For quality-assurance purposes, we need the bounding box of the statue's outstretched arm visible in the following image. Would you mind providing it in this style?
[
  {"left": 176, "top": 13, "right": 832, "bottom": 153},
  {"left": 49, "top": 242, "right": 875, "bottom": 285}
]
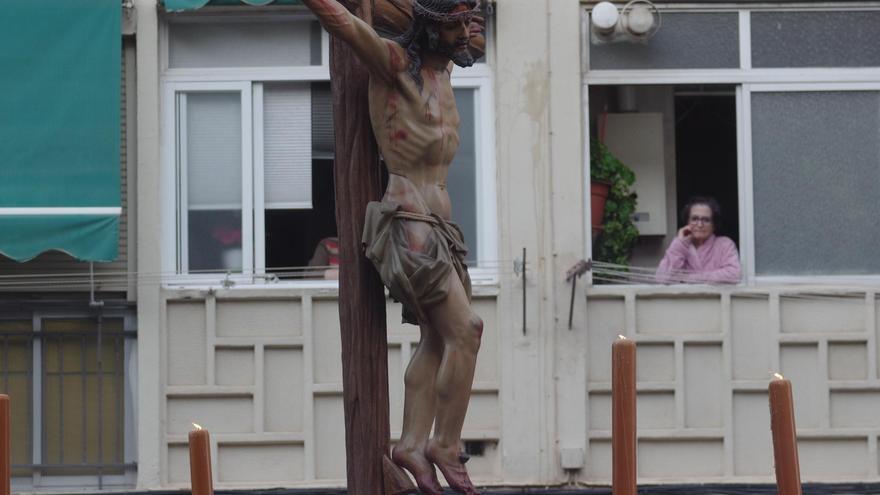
[{"left": 302, "top": 0, "right": 406, "bottom": 82}]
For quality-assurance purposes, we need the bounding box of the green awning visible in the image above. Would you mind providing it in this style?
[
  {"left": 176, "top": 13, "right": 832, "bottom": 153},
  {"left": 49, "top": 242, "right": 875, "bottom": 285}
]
[
  {"left": 0, "top": 0, "right": 121, "bottom": 263},
  {"left": 165, "top": 0, "right": 302, "bottom": 12}
]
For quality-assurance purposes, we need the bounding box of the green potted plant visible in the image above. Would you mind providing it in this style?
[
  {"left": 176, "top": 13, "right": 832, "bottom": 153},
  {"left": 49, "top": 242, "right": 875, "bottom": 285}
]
[{"left": 590, "top": 139, "right": 639, "bottom": 267}]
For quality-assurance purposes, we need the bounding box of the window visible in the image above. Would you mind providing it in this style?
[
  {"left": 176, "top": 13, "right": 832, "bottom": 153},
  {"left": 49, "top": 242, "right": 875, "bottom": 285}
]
[
  {"left": 584, "top": 6, "right": 880, "bottom": 283},
  {"left": 588, "top": 84, "right": 739, "bottom": 275},
  {"left": 163, "top": 14, "right": 495, "bottom": 282},
  {"left": 750, "top": 89, "right": 880, "bottom": 276},
  {"left": 0, "top": 308, "right": 136, "bottom": 490}
]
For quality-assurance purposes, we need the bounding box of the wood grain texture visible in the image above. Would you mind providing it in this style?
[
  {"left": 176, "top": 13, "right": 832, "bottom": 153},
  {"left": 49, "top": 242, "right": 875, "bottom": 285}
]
[{"left": 330, "top": 1, "right": 392, "bottom": 493}]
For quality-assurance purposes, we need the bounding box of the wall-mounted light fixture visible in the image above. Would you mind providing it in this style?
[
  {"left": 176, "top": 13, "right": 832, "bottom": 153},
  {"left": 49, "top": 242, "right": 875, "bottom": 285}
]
[{"left": 590, "top": 0, "right": 661, "bottom": 44}]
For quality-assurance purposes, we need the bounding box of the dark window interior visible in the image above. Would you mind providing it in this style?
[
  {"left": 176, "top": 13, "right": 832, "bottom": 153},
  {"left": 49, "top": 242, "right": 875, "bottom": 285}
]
[
  {"left": 674, "top": 86, "right": 739, "bottom": 244},
  {"left": 265, "top": 82, "right": 390, "bottom": 277},
  {"left": 588, "top": 84, "right": 739, "bottom": 251}
]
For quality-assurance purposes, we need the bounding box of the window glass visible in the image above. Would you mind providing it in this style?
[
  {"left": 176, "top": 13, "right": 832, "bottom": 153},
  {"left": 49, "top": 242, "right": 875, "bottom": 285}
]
[
  {"left": 182, "top": 92, "right": 243, "bottom": 272},
  {"left": 752, "top": 91, "right": 880, "bottom": 275},
  {"left": 448, "top": 88, "right": 478, "bottom": 264},
  {"left": 589, "top": 13, "right": 739, "bottom": 70},
  {"left": 0, "top": 320, "right": 33, "bottom": 477},
  {"left": 41, "top": 318, "right": 126, "bottom": 476},
  {"left": 751, "top": 12, "right": 880, "bottom": 68},
  {"left": 169, "top": 19, "right": 319, "bottom": 68}
]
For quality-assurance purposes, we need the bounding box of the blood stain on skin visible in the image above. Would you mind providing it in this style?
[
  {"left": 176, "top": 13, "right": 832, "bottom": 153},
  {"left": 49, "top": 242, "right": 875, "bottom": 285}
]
[
  {"left": 387, "top": 92, "right": 398, "bottom": 108},
  {"left": 392, "top": 130, "right": 408, "bottom": 141},
  {"left": 388, "top": 45, "right": 402, "bottom": 70}
]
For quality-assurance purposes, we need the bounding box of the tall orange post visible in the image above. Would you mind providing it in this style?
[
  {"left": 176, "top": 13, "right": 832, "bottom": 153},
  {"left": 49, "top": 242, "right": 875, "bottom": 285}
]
[
  {"left": 769, "top": 374, "right": 802, "bottom": 495},
  {"left": 188, "top": 424, "right": 213, "bottom": 495},
  {"left": 1, "top": 394, "right": 10, "bottom": 495},
  {"left": 612, "top": 337, "right": 637, "bottom": 495}
]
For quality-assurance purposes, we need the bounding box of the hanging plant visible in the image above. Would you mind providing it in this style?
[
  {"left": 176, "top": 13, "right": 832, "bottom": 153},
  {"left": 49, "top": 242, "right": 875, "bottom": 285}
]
[{"left": 590, "top": 139, "right": 639, "bottom": 267}]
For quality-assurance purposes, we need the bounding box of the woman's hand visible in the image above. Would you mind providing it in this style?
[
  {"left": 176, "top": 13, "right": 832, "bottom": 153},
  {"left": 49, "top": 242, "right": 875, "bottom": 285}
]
[{"left": 677, "top": 225, "right": 693, "bottom": 241}]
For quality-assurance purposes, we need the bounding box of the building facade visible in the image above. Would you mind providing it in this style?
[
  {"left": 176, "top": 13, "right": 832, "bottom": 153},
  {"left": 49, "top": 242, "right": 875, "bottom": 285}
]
[{"left": 3, "top": 0, "right": 880, "bottom": 491}]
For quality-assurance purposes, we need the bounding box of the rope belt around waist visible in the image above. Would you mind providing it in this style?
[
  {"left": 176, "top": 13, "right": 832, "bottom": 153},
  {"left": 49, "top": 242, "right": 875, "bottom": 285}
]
[{"left": 393, "top": 210, "right": 440, "bottom": 225}]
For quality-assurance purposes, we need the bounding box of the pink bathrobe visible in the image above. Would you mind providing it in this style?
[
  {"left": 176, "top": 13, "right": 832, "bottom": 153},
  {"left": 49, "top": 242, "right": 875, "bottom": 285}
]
[{"left": 655, "top": 235, "right": 742, "bottom": 284}]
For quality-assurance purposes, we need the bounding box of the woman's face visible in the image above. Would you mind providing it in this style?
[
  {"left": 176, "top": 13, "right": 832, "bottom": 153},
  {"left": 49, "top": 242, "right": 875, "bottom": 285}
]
[{"left": 688, "top": 204, "right": 715, "bottom": 243}]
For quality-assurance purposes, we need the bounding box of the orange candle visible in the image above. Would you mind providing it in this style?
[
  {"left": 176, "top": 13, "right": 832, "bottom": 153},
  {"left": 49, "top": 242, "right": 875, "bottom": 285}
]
[
  {"left": 1, "top": 394, "right": 9, "bottom": 495},
  {"left": 612, "top": 336, "right": 636, "bottom": 495},
  {"left": 188, "top": 424, "right": 213, "bottom": 495},
  {"left": 769, "top": 374, "right": 802, "bottom": 495}
]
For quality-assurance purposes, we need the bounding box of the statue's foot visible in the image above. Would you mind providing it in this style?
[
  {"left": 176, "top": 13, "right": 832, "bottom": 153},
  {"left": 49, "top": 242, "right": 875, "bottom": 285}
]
[
  {"left": 392, "top": 446, "right": 443, "bottom": 495},
  {"left": 426, "top": 440, "right": 481, "bottom": 495}
]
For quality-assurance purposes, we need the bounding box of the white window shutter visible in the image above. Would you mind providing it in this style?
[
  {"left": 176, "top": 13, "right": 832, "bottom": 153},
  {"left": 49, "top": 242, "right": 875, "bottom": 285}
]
[{"left": 263, "top": 82, "right": 312, "bottom": 209}]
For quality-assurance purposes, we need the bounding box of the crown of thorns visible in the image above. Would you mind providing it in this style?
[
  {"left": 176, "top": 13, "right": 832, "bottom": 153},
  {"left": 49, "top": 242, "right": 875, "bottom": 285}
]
[{"left": 412, "top": 0, "right": 481, "bottom": 22}]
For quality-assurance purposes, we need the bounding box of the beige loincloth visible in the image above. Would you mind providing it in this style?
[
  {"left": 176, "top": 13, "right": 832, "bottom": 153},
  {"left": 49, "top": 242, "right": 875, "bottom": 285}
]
[{"left": 362, "top": 200, "right": 472, "bottom": 325}]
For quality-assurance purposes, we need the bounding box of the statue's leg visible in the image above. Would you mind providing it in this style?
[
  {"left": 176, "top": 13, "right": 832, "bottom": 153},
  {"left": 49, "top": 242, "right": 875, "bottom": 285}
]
[
  {"left": 424, "top": 275, "right": 483, "bottom": 494},
  {"left": 392, "top": 324, "right": 444, "bottom": 495}
]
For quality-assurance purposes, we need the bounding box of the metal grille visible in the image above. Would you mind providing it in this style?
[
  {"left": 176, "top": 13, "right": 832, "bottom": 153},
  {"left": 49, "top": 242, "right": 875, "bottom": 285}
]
[
  {"left": 0, "top": 309, "right": 137, "bottom": 488},
  {"left": 0, "top": 320, "right": 33, "bottom": 478}
]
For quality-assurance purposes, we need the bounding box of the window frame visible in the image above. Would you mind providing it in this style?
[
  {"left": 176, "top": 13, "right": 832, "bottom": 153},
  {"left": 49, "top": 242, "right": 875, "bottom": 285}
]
[
  {"left": 160, "top": 11, "right": 498, "bottom": 287},
  {"left": 5, "top": 308, "right": 138, "bottom": 491},
  {"left": 164, "top": 81, "right": 255, "bottom": 280},
  {"left": 581, "top": 3, "right": 880, "bottom": 286}
]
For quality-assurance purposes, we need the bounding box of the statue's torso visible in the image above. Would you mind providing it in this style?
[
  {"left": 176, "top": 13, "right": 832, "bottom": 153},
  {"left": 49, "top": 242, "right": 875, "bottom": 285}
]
[{"left": 368, "top": 65, "right": 461, "bottom": 221}]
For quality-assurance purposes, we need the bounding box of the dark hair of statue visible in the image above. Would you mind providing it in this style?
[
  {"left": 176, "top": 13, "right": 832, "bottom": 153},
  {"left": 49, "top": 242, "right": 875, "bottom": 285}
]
[
  {"left": 681, "top": 196, "right": 723, "bottom": 231},
  {"left": 393, "top": 0, "right": 478, "bottom": 90}
]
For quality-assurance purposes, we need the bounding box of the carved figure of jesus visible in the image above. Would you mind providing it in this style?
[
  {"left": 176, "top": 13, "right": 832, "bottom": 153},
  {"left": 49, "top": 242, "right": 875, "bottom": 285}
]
[{"left": 300, "top": 1, "right": 484, "bottom": 494}]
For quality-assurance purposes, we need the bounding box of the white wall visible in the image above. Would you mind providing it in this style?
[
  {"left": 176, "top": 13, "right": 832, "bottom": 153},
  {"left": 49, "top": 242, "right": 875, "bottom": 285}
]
[
  {"left": 583, "top": 285, "right": 880, "bottom": 483},
  {"left": 135, "top": 0, "right": 163, "bottom": 488},
  {"left": 158, "top": 289, "right": 501, "bottom": 488}
]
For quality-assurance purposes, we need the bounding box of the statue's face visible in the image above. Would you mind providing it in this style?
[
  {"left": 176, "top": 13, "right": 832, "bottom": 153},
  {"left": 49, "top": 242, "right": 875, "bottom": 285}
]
[{"left": 429, "top": 6, "right": 475, "bottom": 67}]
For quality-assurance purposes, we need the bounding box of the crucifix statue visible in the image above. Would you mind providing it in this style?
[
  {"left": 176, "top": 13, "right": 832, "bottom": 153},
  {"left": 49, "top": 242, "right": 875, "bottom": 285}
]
[{"left": 301, "top": 0, "right": 486, "bottom": 493}]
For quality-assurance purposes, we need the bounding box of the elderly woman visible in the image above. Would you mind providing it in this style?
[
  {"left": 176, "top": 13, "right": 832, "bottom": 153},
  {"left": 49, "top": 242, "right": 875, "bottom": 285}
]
[{"left": 656, "top": 197, "right": 741, "bottom": 284}]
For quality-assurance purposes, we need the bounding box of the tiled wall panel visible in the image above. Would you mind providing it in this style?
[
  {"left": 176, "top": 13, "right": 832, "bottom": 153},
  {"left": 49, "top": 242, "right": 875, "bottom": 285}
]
[
  {"left": 264, "top": 348, "right": 304, "bottom": 432},
  {"left": 638, "top": 392, "right": 676, "bottom": 429},
  {"left": 167, "top": 302, "right": 207, "bottom": 385},
  {"left": 587, "top": 298, "right": 625, "bottom": 383},
  {"left": 637, "top": 344, "right": 675, "bottom": 382},
  {"left": 218, "top": 444, "right": 305, "bottom": 483},
  {"left": 216, "top": 300, "right": 302, "bottom": 337},
  {"left": 639, "top": 440, "right": 724, "bottom": 478},
  {"left": 828, "top": 342, "right": 868, "bottom": 380},
  {"left": 167, "top": 397, "right": 254, "bottom": 434},
  {"left": 684, "top": 344, "right": 724, "bottom": 428},
  {"left": 216, "top": 347, "right": 254, "bottom": 386},
  {"left": 586, "top": 289, "right": 880, "bottom": 483},
  {"left": 780, "top": 296, "right": 864, "bottom": 334},
  {"left": 780, "top": 344, "right": 822, "bottom": 429},
  {"left": 637, "top": 297, "right": 721, "bottom": 334},
  {"left": 167, "top": 444, "right": 191, "bottom": 484},
  {"left": 799, "top": 439, "right": 869, "bottom": 477},
  {"left": 313, "top": 396, "right": 345, "bottom": 480},
  {"left": 731, "top": 296, "right": 771, "bottom": 380},
  {"left": 588, "top": 393, "right": 611, "bottom": 431},
  {"left": 161, "top": 291, "right": 500, "bottom": 488},
  {"left": 587, "top": 440, "right": 612, "bottom": 479},
  {"left": 830, "top": 391, "right": 880, "bottom": 428},
  {"left": 732, "top": 392, "right": 771, "bottom": 476}
]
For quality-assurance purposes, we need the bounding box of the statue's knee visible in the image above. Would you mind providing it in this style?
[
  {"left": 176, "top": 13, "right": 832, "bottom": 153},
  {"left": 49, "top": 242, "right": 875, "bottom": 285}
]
[{"left": 469, "top": 315, "right": 483, "bottom": 348}]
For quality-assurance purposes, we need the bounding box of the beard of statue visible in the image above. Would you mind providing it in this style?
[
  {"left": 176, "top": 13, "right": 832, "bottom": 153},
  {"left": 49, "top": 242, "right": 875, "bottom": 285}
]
[{"left": 428, "top": 26, "right": 476, "bottom": 68}]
